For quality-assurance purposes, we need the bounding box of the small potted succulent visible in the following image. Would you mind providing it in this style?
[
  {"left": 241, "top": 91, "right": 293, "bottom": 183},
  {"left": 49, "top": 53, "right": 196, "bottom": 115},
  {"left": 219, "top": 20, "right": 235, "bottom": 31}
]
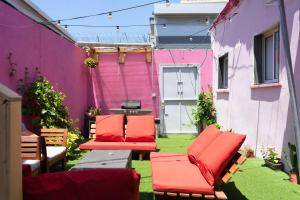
[
  {"left": 244, "top": 145, "right": 255, "bottom": 158},
  {"left": 261, "top": 146, "right": 283, "bottom": 170},
  {"left": 284, "top": 143, "right": 299, "bottom": 184},
  {"left": 84, "top": 57, "right": 98, "bottom": 68}
]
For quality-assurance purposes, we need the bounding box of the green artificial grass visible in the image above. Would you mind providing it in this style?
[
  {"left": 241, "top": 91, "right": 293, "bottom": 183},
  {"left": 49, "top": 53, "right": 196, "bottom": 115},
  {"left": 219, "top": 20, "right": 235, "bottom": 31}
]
[{"left": 66, "top": 135, "right": 300, "bottom": 200}]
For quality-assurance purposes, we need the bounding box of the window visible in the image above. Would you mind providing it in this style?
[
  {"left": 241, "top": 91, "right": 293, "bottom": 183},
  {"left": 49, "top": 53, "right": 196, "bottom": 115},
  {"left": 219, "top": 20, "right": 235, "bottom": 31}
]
[
  {"left": 254, "top": 27, "right": 280, "bottom": 84},
  {"left": 218, "top": 54, "right": 228, "bottom": 89}
]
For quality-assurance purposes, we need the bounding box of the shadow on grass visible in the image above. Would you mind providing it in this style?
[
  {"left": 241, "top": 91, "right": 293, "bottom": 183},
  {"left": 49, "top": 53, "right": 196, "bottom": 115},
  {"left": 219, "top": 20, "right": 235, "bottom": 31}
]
[
  {"left": 222, "top": 182, "right": 248, "bottom": 200},
  {"left": 140, "top": 192, "right": 153, "bottom": 200}
]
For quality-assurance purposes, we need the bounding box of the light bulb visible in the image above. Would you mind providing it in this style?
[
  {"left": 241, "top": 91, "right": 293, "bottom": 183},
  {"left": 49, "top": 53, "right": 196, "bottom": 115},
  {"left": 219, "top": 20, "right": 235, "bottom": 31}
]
[
  {"left": 162, "top": 24, "right": 167, "bottom": 28},
  {"left": 206, "top": 18, "right": 210, "bottom": 25},
  {"left": 108, "top": 12, "right": 112, "bottom": 19},
  {"left": 116, "top": 26, "right": 120, "bottom": 33},
  {"left": 189, "top": 37, "right": 193, "bottom": 41},
  {"left": 64, "top": 25, "right": 68, "bottom": 30},
  {"left": 166, "top": 0, "right": 170, "bottom": 7}
]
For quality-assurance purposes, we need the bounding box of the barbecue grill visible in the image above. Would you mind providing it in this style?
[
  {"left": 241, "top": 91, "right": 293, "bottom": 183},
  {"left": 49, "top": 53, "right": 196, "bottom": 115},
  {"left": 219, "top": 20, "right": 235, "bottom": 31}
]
[{"left": 109, "top": 100, "right": 152, "bottom": 115}]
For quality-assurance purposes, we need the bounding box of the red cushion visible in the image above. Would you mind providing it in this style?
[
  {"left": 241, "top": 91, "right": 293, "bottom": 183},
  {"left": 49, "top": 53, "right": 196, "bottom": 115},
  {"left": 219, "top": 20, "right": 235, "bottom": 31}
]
[
  {"left": 95, "top": 115, "right": 124, "bottom": 142},
  {"left": 23, "top": 169, "right": 140, "bottom": 200},
  {"left": 197, "top": 132, "right": 246, "bottom": 185},
  {"left": 80, "top": 140, "right": 157, "bottom": 151},
  {"left": 150, "top": 152, "right": 214, "bottom": 194},
  {"left": 125, "top": 115, "right": 155, "bottom": 142},
  {"left": 187, "top": 125, "right": 220, "bottom": 164}
]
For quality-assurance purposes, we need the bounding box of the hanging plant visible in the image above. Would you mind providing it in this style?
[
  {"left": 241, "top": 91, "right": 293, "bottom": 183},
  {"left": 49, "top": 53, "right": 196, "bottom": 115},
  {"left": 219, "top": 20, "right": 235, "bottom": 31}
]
[{"left": 84, "top": 57, "right": 98, "bottom": 68}]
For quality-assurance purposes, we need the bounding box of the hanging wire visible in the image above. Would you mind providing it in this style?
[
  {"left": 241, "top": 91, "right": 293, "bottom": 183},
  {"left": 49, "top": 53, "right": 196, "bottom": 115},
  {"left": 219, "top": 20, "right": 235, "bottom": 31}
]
[{"left": 47, "top": 0, "right": 166, "bottom": 23}]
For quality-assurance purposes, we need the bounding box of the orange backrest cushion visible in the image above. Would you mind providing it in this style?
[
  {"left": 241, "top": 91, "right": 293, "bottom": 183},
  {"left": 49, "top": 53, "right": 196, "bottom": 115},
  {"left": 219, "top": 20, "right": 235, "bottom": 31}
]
[
  {"left": 187, "top": 125, "right": 220, "bottom": 164},
  {"left": 196, "top": 132, "right": 246, "bottom": 185},
  {"left": 95, "top": 115, "right": 124, "bottom": 142},
  {"left": 125, "top": 115, "right": 155, "bottom": 142}
]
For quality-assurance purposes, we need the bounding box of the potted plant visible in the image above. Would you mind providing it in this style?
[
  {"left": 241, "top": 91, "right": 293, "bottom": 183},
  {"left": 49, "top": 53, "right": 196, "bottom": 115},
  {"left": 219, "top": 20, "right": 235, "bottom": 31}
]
[
  {"left": 84, "top": 57, "right": 98, "bottom": 68},
  {"left": 284, "top": 143, "right": 299, "bottom": 184},
  {"left": 244, "top": 145, "right": 255, "bottom": 158},
  {"left": 261, "top": 146, "right": 283, "bottom": 170},
  {"left": 86, "top": 106, "right": 101, "bottom": 118},
  {"left": 192, "top": 89, "right": 217, "bottom": 132}
]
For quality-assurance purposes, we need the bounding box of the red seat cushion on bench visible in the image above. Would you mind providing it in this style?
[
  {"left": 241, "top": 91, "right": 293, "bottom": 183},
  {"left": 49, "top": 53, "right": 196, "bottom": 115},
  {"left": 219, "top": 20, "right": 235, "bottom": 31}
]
[
  {"left": 95, "top": 115, "right": 124, "bottom": 142},
  {"left": 23, "top": 169, "right": 140, "bottom": 200},
  {"left": 197, "top": 132, "right": 246, "bottom": 185},
  {"left": 126, "top": 115, "right": 155, "bottom": 142},
  {"left": 80, "top": 140, "right": 157, "bottom": 151},
  {"left": 187, "top": 125, "right": 220, "bottom": 165},
  {"left": 150, "top": 152, "right": 214, "bottom": 194}
]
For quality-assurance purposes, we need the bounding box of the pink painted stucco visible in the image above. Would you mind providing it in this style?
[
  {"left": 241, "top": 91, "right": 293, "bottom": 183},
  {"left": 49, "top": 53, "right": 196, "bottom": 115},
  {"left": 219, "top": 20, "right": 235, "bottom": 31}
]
[
  {"left": 211, "top": 0, "right": 300, "bottom": 161},
  {"left": 91, "top": 49, "right": 212, "bottom": 118},
  {"left": 0, "top": 2, "right": 89, "bottom": 130}
]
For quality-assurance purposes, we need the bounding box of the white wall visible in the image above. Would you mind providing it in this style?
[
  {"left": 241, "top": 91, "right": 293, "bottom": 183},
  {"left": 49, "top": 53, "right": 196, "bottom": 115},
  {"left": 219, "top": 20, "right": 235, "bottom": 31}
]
[{"left": 211, "top": 0, "right": 300, "bottom": 161}]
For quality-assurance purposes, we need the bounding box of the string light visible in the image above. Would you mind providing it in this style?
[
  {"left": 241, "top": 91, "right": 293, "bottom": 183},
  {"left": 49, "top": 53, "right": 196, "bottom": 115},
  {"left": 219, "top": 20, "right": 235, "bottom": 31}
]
[
  {"left": 205, "top": 18, "right": 210, "bottom": 25},
  {"left": 162, "top": 24, "right": 167, "bottom": 28},
  {"left": 64, "top": 25, "right": 68, "bottom": 30},
  {"left": 49, "top": 0, "right": 166, "bottom": 22},
  {"left": 166, "top": 0, "right": 170, "bottom": 7},
  {"left": 108, "top": 12, "right": 112, "bottom": 19},
  {"left": 116, "top": 26, "right": 120, "bottom": 33},
  {"left": 189, "top": 37, "right": 193, "bottom": 41}
]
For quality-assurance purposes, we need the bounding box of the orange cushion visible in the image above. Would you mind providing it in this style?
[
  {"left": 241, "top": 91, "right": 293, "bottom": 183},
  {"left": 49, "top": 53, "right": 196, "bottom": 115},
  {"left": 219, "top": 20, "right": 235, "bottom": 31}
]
[
  {"left": 187, "top": 125, "right": 220, "bottom": 164},
  {"left": 95, "top": 115, "right": 124, "bottom": 142},
  {"left": 150, "top": 152, "right": 214, "bottom": 194},
  {"left": 79, "top": 140, "right": 157, "bottom": 151},
  {"left": 197, "top": 132, "right": 246, "bottom": 185},
  {"left": 125, "top": 115, "right": 155, "bottom": 142}
]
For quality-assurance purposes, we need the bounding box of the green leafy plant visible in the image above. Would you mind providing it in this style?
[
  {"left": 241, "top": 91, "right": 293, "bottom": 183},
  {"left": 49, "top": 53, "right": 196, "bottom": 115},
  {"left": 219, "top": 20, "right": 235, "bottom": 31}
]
[
  {"left": 21, "top": 77, "right": 83, "bottom": 158},
  {"left": 192, "top": 89, "right": 217, "bottom": 131},
  {"left": 84, "top": 57, "right": 98, "bottom": 68},
  {"left": 284, "top": 143, "right": 298, "bottom": 174},
  {"left": 261, "top": 146, "right": 280, "bottom": 164}
]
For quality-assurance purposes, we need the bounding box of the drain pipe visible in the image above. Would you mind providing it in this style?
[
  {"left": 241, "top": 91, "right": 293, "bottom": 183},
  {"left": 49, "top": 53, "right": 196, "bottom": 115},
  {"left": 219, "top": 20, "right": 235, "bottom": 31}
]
[{"left": 277, "top": 0, "right": 300, "bottom": 176}]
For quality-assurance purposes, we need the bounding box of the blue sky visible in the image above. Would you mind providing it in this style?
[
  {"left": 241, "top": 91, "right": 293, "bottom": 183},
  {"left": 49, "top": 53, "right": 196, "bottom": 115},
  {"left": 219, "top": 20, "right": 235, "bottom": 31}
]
[{"left": 31, "top": 0, "right": 179, "bottom": 42}]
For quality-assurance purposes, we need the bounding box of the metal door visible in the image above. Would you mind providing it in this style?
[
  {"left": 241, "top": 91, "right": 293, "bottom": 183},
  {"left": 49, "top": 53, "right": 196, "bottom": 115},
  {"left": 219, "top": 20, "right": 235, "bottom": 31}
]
[{"left": 160, "top": 64, "right": 199, "bottom": 134}]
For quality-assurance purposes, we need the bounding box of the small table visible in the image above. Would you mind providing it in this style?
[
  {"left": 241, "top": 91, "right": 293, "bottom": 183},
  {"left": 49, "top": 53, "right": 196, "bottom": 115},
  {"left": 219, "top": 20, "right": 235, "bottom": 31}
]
[{"left": 70, "top": 150, "right": 132, "bottom": 171}]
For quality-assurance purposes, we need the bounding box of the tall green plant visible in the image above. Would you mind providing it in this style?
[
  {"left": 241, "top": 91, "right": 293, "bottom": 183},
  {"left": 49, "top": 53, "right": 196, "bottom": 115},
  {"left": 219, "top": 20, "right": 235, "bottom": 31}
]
[
  {"left": 192, "top": 89, "right": 217, "bottom": 131},
  {"left": 22, "top": 77, "right": 83, "bottom": 158}
]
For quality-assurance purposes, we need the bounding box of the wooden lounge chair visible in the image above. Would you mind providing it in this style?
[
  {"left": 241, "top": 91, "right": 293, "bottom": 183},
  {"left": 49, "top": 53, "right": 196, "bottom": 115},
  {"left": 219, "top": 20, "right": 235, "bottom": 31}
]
[
  {"left": 21, "top": 135, "right": 42, "bottom": 175},
  {"left": 150, "top": 125, "right": 247, "bottom": 200},
  {"left": 40, "top": 128, "right": 67, "bottom": 172}
]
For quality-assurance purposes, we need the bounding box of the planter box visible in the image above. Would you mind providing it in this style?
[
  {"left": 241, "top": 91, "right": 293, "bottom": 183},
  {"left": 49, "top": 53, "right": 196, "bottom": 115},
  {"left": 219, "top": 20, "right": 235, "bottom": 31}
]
[{"left": 264, "top": 159, "right": 283, "bottom": 170}]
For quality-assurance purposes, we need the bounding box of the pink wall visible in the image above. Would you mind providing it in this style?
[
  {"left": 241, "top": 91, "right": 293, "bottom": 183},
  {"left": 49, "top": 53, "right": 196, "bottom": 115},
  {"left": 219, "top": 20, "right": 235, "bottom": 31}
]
[
  {"left": 91, "top": 52, "right": 160, "bottom": 117},
  {"left": 0, "top": 2, "right": 89, "bottom": 130},
  {"left": 91, "top": 49, "right": 212, "bottom": 117}
]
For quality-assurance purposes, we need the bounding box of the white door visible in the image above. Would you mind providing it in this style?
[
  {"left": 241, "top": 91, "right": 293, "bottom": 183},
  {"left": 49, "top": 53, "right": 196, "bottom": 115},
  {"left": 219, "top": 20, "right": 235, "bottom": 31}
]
[{"left": 160, "top": 64, "right": 199, "bottom": 134}]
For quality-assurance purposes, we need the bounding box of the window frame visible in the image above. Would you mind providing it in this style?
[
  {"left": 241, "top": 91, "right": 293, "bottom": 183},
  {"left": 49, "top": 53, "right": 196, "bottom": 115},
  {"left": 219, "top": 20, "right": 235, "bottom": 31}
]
[
  {"left": 218, "top": 53, "right": 229, "bottom": 89},
  {"left": 261, "top": 27, "right": 280, "bottom": 84}
]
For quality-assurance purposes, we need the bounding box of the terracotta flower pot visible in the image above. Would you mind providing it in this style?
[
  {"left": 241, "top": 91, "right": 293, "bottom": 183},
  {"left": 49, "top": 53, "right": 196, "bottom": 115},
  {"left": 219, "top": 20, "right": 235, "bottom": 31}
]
[
  {"left": 289, "top": 173, "right": 299, "bottom": 184},
  {"left": 246, "top": 151, "right": 255, "bottom": 158}
]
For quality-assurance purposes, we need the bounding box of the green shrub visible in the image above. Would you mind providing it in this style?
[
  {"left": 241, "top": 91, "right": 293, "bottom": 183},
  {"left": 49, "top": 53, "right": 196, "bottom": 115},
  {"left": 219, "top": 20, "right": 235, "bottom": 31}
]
[
  {"left": 192, "top": 89, "right": 217, "bottom": 131},
  {"left": 22, "top": 77, "right": 83, "bottom": 158}
]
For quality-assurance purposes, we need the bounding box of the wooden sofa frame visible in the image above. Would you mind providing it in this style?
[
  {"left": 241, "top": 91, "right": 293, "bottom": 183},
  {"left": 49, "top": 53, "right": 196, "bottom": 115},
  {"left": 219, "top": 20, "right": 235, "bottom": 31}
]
[
  {"left": 89, "top": 124, "right": 156, "bottom": 160},
  {"left": 153, "top": 152, "right": 247, "bottom": 200}
]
